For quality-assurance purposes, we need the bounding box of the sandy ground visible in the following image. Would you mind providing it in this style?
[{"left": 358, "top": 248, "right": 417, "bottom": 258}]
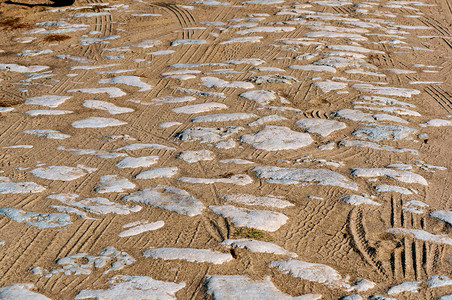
[{"left": 0, "top": 0, "right": 451, "bottom": 299}]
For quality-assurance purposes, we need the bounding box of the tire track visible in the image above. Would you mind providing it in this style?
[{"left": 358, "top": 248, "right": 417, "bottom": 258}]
[
  {"left": 332, "top": 6, "right": 348, "bottom": 15},
  {"left": 202, "top": 217, "right": 226, "bottom": 243},
  {"left": 58, "top": 276, "right": 91, "bottom": 295},
  {"left": 417, "top": 16, "right": 452, "bottom": 49},
  {"left": 287, "top": 201, "right": 340, "bottom": 251},
  {"left": 150, "top": 3, "right": 197, "bottom": 39},
  {"left": 78, "top": 215, "right": 117, "bottom": 253},
  {"left": 0, "top": 116, "right": 28, "bottom": 145},
  {"left": 186, "top": 266, "right": 210, "bottom": 300},
  {"left": 49, "top": 7, "right": 114, "bottom": 95},
  {"left": 16, "top": 194, "right": 41, "bottom": 209},
  {"left": 347, "top": 207, "right": 388, "bottom": 277},
  {"left": 302, "top": 109, "right": 331, "bottom": 119},
  {"left": 0, "top": 230, "right": 45, "bottom": 280},
  {"left": 0, "top": 88, "right": 24, "bottom": 107},
  {"left": 389, "top": 196, "right": 443, "bottom": 281},
  {"left": 0, "top": 224, "right": 34, "bottom": 271},
  {"left": 260, "top": 28, "right": 303, "bottom": 62},
  {"left": 419, "top": 15, "right": 450, "bottom": 36},
  {"left": 317, "top": 222, "right": 349, "bottom": 262},
  {"left": 334, "top": 146, "right": 375, "bottom": 164},
  {"left": 424, "top": 85, "right": 452, "bottom": 113},
  {"left": 445, "top": 0, "right": 452, "bottom": 21},
  {"left": 42, "top": 219, "right": 114, "bottom": 291},
  {"left": 52, "top": 220, "right": 93, "bottom": 260}
]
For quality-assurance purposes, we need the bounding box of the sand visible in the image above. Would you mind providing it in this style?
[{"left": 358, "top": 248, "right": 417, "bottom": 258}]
[{"left": 0, "top": 0, "right": 451, "bottom": 299}]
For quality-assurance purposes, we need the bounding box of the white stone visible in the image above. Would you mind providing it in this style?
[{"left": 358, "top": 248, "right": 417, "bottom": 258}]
[
  {"left": 241, "top": 126, "right": 313, "bottom": 150},
  {"left": 210, "top": 205, "right": 288, "bottom": 232},
  {"left": 143, "top": 248, "right": 232, "bottom": 264}
]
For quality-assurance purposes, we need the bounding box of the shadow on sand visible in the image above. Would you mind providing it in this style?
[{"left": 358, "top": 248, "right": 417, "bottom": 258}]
[{"left": 5, "top": 0, "right": 75, "bottom": 7}]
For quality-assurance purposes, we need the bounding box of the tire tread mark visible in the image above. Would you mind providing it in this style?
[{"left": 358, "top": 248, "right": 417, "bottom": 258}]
[
  {"left": 82, "top": 215, "right": 117, "bottom": 254},
  {"left": 1, "top": 231, "right": 44, "bottom": 279},
  {"left": 424, "top": 86, "right": 452, "bottom": 113},
  {"left": 53, "top": 220, "right": 92, "bottom": 259},
  {"left": 151, "top": 3, "right": 197, "bottom": 39},
  {"left": 420, "top": 15, "right": 450, "bottom": 35},
  {"left": 347, "top": 207, "right": 388, "bottom": 277},
  {"left": 445, "top": 0, "right": 452, "bottom": 21}
]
